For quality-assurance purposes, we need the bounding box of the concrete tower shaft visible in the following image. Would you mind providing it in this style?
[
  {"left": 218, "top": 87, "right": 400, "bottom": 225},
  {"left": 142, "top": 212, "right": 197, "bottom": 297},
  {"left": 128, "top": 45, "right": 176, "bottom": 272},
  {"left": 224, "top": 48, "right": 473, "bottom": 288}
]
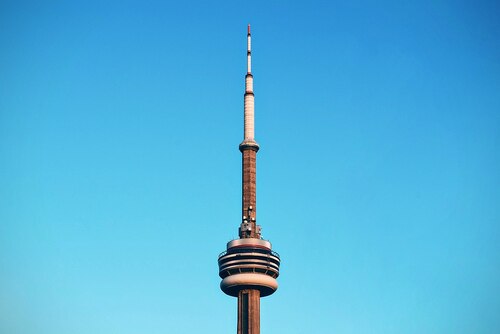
[{"left": 218, "top": 25, "right": 280, "bottom": 334}]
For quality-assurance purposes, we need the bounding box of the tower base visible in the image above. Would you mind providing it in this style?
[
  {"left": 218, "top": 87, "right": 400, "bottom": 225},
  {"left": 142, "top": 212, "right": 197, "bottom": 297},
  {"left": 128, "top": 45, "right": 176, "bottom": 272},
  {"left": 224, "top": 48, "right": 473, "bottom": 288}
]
[{"left": 238, "top": 289, "right": 260, "bottom": 334}]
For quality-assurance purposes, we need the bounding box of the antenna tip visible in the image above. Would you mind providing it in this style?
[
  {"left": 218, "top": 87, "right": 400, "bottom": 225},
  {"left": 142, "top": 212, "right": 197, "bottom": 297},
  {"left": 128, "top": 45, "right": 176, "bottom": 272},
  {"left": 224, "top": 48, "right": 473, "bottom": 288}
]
[{"left": 248, "top": 24, "right": 251, "bottom": 34}]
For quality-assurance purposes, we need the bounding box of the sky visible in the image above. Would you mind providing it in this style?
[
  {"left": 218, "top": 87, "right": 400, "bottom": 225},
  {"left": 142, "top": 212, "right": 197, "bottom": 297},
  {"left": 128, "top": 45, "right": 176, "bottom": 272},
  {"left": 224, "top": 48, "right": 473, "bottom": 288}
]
[{"left": 0, "top": 0, "right": 499, "bottom": 333}]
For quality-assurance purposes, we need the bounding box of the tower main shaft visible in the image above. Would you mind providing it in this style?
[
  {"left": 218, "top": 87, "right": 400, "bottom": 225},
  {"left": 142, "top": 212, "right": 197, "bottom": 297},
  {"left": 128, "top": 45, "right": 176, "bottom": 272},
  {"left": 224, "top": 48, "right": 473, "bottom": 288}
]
[{"left": 218, "top": 25, "right": 280, "bottom": 334}]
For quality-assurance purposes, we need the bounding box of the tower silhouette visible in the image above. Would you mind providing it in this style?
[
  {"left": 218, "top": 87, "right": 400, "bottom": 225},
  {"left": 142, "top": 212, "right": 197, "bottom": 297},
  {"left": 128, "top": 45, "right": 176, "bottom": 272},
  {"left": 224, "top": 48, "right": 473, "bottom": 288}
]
[{"left": 218, "top": 25, "right": 281, "bottom": 334}]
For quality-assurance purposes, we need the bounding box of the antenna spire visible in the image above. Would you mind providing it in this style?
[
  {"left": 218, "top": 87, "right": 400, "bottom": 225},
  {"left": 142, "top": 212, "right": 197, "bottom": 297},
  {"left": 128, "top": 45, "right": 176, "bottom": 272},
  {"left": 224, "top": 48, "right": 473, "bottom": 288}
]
[
  {"left": 242, "top": 24, "right": 256, "bottom": 143},
  {"left": 247, "top": 24, "right": 252, "bottom": 73}
]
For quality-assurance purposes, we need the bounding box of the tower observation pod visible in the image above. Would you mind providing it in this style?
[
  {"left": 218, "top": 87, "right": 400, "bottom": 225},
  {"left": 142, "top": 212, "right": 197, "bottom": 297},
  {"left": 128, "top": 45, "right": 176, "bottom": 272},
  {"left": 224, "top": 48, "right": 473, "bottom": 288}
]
[{"left": 218, "top": 25, "right": 281, "bottom": 334}]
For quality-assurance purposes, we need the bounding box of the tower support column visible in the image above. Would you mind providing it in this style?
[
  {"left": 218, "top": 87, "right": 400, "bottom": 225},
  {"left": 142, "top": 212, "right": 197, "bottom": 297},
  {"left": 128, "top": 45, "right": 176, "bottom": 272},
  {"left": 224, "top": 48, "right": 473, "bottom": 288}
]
[
  {"left": 218, "top": 24, "right": 280, "bottom": 334},
  {"left": 237, "top": 289, "right": 260, "bottom": 334},
  {"left": 242, "top": 149, "right": 257, "bottom": 219}
]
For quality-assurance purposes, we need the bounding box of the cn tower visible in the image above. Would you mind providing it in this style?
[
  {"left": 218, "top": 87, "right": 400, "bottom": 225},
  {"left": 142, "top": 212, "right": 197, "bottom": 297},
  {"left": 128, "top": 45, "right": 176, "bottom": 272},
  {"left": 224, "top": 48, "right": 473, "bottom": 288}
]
[{"left": 218, "top": 25, "right": 281, "bottom": 334}]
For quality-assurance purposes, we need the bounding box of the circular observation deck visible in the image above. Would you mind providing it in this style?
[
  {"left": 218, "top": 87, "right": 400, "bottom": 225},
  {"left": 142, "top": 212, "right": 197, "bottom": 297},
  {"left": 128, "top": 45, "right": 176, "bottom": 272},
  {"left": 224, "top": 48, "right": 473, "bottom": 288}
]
[{"left": 218, "top": 238, "right": 280, "bottom": 297}]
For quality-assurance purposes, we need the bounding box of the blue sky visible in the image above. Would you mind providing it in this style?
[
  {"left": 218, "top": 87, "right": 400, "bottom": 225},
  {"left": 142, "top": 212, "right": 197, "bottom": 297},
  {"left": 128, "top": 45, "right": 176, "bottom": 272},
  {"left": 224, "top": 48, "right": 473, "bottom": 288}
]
[{"left": 1, "top": 1, "right": 499, "bottom": 333}]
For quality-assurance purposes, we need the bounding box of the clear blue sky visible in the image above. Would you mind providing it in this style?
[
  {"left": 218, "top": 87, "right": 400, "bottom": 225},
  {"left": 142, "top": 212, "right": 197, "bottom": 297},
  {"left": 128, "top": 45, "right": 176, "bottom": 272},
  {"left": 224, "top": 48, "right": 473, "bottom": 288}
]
[{"left": 1, "top": 1, "right": 499, "bottom": 333}]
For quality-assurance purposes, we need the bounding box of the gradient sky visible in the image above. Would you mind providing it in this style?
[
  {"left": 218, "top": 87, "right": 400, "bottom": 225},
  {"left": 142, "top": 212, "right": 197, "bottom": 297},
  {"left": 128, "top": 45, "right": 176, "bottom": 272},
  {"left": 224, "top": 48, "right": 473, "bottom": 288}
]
[{"left": 1, "top": 1, "right": 499, "bottom": 333}]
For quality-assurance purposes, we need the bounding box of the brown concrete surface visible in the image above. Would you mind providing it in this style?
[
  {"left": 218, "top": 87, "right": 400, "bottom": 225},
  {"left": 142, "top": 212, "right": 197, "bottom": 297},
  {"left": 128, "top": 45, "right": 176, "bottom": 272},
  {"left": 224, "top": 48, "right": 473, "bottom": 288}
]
[
  {"left": 241, "top": 148, "right": 257, "bottom": 238},
  {"left": 237, "top": 289, "right": 260, "bottom": 334}
]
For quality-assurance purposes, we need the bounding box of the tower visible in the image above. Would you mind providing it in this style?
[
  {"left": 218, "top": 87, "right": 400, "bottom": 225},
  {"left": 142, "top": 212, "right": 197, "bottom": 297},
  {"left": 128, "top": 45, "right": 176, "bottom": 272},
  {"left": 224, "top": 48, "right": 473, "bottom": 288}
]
[{"left": 218, "top": 25, "right": 281, "bottom": 334}]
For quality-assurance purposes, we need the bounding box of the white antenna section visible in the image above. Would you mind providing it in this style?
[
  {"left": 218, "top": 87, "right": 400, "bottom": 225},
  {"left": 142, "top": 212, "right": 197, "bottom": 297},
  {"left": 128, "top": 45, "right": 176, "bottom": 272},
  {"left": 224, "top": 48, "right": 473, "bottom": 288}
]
[{"left": 244, "top": 24, "right": 255, "bottom": 140}]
